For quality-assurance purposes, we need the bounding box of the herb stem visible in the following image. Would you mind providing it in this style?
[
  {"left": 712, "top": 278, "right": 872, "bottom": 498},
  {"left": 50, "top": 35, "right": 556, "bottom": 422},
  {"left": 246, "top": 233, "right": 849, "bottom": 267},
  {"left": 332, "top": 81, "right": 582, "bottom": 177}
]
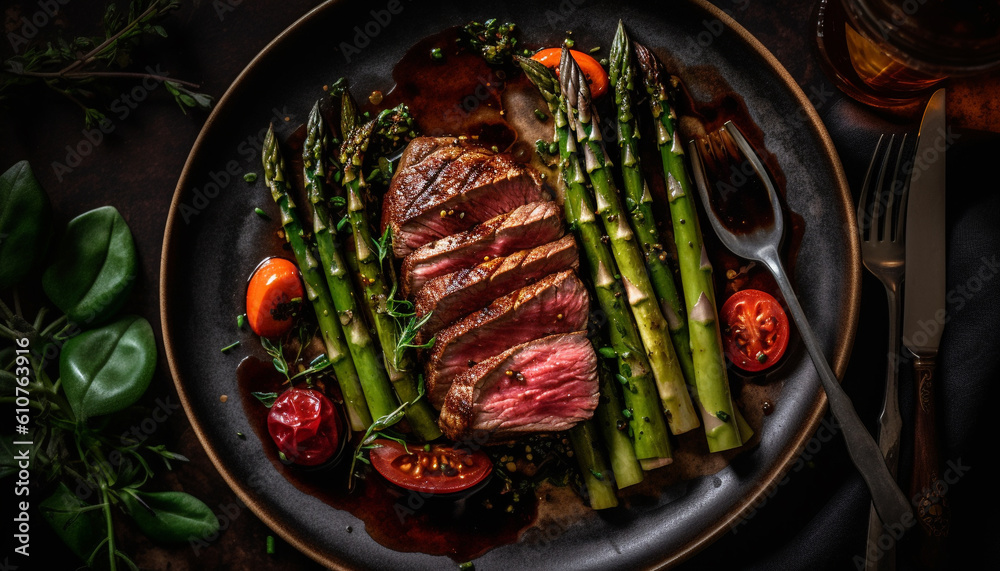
[
  {"left": 100, "top": 485, "right": 118, "bottom": 571},
  {"left": 58, "top": 1, "right": 161, "bottom": 76},
  {"left": 12, "top": 69, "right": 202, "bottom": 89},
  {"left": 38, "top": 313, "right": 69, "bottom": 339}
]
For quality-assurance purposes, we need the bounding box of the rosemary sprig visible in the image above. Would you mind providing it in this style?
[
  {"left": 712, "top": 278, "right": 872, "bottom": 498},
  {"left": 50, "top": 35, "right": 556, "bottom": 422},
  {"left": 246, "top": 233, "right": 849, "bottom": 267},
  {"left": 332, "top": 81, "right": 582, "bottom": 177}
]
[{"left": 1, "top": 0, "right": 213, "bottom": 126}]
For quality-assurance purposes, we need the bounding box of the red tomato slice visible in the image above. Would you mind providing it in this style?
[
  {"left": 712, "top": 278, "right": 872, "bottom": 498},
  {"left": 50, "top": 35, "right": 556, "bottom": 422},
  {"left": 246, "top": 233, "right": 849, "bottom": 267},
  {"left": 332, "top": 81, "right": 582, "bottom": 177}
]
[
  {"left": 246, "top": 257, "right": 304, "bottom": 338},
  {"left": 267, "top": 388, "right": 343, "bottom": 466},
  {"left": 369, "top": 439, "right": 492, "bottom": 496},
  {"left": 721, "top": 289, "right": 790, "bottom": 372},
  {"left": 530, "top": 48, "right": 609, "bottom": 98}
]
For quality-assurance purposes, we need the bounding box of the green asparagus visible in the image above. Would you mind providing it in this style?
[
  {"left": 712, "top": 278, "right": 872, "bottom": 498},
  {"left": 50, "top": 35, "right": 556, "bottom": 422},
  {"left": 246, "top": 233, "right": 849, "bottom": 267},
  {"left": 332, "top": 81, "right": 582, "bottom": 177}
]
[
  {"left": 634, "top": 41, "right": 743, "bottom": 452},
  {"left": 609, "top": 22, "right": 696, "bottom": 390},
  {"left": 518, "top": 55, "right": 672, "bottom": 468},
  {"left": 338, "top": 102, "right": 442, "bottom": 441},
  {"left": 569, "top": 419, "right": 618, "bottom": 509},
  {"left": 303, "top": 102, "right": 400, "bottom": 423},
  {"left": 559, "top": 47, "right": 699, "bottom": 435},
  {"left": 262, "top": 125, "right": 371, "bottom": 431}
]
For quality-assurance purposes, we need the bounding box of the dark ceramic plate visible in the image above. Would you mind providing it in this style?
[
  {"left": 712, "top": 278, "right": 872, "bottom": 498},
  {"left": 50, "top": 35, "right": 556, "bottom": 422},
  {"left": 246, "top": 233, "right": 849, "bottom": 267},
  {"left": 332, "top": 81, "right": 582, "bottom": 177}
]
[{"left": 160, "top": 1, "right": 860, "bottom": 568}]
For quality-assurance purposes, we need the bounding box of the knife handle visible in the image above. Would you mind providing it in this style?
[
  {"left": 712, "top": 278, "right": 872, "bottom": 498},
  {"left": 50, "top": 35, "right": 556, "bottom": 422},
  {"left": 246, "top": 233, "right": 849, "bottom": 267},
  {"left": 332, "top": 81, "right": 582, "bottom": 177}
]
[{"left": 909, "top": 356, "right": 949, "bottom": 568}]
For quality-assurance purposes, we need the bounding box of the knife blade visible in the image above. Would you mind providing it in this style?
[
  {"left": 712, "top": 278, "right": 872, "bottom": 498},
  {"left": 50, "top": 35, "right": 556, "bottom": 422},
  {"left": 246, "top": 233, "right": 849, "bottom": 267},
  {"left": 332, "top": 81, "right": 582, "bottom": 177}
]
[
  {"left": 902, "top": 87, "right": 949, "bottom": 558},
  {"left": 903, "top": 88, "right": 947, "bottom": 358}
]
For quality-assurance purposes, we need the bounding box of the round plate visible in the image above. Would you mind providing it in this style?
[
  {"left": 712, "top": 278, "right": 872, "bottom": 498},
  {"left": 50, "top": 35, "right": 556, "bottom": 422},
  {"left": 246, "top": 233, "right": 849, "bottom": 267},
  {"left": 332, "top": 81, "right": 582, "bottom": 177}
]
[{"left": 160, "top": 1, "right": 860, "bottom": 568}]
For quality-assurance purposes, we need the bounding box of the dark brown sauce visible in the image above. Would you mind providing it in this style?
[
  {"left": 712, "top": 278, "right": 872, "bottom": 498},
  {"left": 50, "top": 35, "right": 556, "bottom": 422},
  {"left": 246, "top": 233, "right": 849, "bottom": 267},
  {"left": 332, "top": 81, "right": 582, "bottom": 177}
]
[
  {"left": 252, "top": 26, "right": 814, "bottom": 561},
  {"left": 639, "top": 76, "right": 805, "bottom": 385},
  {"left": 378, "top": 27, "right": 518, "bottom": 152},
  {"left": 237, "top": 356, "right": 536, "bottom": 562}
]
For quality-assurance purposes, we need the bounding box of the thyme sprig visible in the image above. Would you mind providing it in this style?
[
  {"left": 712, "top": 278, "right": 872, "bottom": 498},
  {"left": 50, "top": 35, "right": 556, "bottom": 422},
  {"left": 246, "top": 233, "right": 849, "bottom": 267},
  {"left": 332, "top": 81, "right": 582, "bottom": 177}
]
[{"left": 1, "top": 0, "right": 213, "bottom": 126}]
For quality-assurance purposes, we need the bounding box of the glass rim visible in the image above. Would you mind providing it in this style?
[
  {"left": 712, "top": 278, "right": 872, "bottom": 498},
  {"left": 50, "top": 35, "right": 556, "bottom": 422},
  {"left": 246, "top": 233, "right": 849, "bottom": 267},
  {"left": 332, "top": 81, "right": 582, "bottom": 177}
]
[{"left": 843, "top": 0, "right": 1000, "bottom": 75}]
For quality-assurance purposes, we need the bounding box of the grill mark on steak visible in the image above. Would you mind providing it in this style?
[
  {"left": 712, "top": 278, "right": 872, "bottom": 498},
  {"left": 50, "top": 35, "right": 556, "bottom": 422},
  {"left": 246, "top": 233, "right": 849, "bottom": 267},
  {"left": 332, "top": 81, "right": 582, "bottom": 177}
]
[
  {"left": 413, "top": 235, "right": 580, "bottom": 344},
  {"left": 383, "top": 137, "right": 548, "bottom": 257},
  {"left": 400, "top": 201, "right": 565, "bottom": 298},
  {"left": 424, "top": 270, "right": 590, "bottom": 409}
]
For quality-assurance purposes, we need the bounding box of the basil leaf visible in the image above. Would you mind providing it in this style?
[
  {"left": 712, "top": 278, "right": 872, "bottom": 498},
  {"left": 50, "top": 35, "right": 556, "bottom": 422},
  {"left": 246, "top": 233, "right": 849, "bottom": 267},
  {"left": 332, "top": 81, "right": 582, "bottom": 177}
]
[
  {"left": 60, "top": 315, "right": 155, "bottom": 420},
  {"left": 39, "top": 482, "right": 107, "bottom": 563},
  {"left": 42, "top": 205, "right": 137, "bottom": 325},
  {"left": 122, "top": 490, "right": 220, "bottom": 543},
  {"left": 0, "top": 160, "right": 52, "bottom": 289}
]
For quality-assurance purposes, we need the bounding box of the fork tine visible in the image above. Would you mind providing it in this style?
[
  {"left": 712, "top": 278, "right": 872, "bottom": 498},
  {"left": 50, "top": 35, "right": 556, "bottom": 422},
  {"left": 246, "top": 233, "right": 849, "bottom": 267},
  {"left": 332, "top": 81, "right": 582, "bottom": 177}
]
[
  {"left": 871, "top": 134, "right": 895, "bottom": 241},
  {"left": 893, "top": 134, "right": 915, "bottom": 243},
  {"left": 883, "top": 133, "right": 909, "bottom": 242},
  {"left": 858, "top": 134, "right": 886, "bottom": 240}
]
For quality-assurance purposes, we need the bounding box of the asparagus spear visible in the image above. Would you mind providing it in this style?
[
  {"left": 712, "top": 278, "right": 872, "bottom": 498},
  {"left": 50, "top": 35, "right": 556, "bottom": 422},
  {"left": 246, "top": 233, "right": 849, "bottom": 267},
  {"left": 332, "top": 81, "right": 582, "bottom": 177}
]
[
  {"left": 593, "top": 346, "right": 644, "bottom": 488},
  {"left": 569, "top": 419, "right": 618, "bottom": 509},
  {"left": 518, "top": 56, "right": 672, "bottom": 468},
  {"left": 634, "top": 42, "right": 743, "bottom": 452},
  {"left": 612, "top": 25, "right": 753, "bottom": 446},
  {"left": 262, "top": 125, "right": 371, "bottom": 431},
  {"left": 609, "top": 22, "right": 696, "bottom": 390},
  {"left": 338, "top": 103, "right": 442, "bottom": 441},
  {"left": 559, "top": 48, "right": 700, "bottom": 436},
  {"left": 303, "top": 102, "right": 400, "bottom": 423}
]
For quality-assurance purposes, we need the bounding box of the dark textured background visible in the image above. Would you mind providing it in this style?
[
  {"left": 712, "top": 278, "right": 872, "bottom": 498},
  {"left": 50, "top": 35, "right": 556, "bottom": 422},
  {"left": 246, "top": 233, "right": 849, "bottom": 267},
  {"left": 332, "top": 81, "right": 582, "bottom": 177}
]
[{"left": 1, "top": 0, "right": 997, "bottom": 569}]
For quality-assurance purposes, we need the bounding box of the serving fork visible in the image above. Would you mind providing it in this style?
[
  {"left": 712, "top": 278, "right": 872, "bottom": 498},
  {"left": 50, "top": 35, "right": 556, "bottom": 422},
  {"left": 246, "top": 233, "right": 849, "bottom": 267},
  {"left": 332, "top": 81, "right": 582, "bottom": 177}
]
[
  {"left": 687, "top": 121, "right": 912, "bottom": 528},
  {"left": 857, "top": 134, "right": 912, "bottom": 571}
]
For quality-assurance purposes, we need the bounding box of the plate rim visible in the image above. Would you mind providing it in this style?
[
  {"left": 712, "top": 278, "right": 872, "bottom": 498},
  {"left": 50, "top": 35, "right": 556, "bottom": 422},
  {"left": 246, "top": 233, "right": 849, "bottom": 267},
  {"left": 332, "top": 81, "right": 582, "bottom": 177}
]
[{"left": 159, "top": 1, "right": 861, "bottom": 568}]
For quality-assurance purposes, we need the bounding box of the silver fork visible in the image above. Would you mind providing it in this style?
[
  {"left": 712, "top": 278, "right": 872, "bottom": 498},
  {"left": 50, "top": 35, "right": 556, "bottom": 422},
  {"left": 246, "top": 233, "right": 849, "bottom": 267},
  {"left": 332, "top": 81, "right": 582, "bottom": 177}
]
[
  {"left": 687, "top": 121, "right": 912, "bottom": 528},
  {"left": 857, "top": 133, "right": 911, "bottom": 571}
]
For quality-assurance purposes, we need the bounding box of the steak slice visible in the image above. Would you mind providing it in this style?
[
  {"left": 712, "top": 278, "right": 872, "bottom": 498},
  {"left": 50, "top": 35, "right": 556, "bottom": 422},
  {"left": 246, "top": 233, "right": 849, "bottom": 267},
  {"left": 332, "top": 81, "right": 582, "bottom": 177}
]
[
  {"left": 413, "top": 234, "right": 579, "bottom": 343},
  {"left": 383, "top": 137, "right": 549, "bottom": 257},
  {"left": 425, "top": 270, "right": 590, "bottom": 409},
  {"left": 400, "top": 201, "right": 564, "bottom": 298},
  {"left": 438, "top": 331, "right": 599, "bottom": 441}
]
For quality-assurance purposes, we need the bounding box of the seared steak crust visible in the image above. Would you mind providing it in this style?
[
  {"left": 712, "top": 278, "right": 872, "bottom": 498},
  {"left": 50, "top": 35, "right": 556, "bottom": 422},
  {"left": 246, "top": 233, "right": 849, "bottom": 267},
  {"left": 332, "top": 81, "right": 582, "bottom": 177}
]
[
  {"left": 412, "top": 235, "right": 579, "bottom": 343},
  {"left": 383, "top": 137, "right": 548, "bottom": 257},
  {"left": 425, "top": 270, "right": 589, "bottom": 408},
  {"left": 400, "top": 201, "right": 564, "bottom": 298},
  {"left": 438, "top": 332, "right": 599, "bottom": 441}
]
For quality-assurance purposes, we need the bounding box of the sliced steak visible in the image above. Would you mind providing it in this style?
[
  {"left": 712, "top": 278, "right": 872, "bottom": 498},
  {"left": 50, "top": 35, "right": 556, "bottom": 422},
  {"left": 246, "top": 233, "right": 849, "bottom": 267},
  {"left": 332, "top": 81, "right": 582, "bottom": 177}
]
[
  {"left": 413, "top": 234, "right": 579, "bottom": 343},
  {"left": 438, "top": 331, "right": 599, "bottom": 441},
  {"left": 425, "top": 270, "right": 590, "bottom": 408},
  {"left": 383, "top": 137, "right": 549, "bottom": 257},
  {"left": 400, "top": 201, "right": 564, "bottom": 298}
]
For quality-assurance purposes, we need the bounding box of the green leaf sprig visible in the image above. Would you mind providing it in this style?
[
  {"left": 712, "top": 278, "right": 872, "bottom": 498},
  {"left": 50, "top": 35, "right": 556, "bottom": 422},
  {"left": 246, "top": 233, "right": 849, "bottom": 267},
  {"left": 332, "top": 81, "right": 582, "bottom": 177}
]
[
  {"left": 1, "top": 0, "right": 213, "bottom": 126},
  {"left": 0, "top": 160, "right": 218, "bottom": 571}
]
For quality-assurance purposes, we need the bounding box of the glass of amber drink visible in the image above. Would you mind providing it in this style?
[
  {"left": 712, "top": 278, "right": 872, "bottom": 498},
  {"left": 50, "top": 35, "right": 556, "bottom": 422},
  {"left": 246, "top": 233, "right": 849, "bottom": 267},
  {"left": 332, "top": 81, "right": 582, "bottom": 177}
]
[{"left": 814, "top": 0, "right": 1000, "bottom": 108}]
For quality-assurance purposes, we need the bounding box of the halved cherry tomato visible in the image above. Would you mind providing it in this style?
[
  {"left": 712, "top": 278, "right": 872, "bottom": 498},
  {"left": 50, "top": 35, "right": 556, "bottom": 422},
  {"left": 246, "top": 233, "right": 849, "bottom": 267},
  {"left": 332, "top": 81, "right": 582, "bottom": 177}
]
[
  {"left": 267, "top": 388, "right": 343, "bottom": 466},
  {"left": 246, "top": 257, "right": 304, "bottom": 338},
  {"left": 530, "top": 48, "right": 609, "bottom": 98},
  {"left": 369, "top": 439, "right": 492, "bottom": 496},
  {"left": 721, "top": 289, "right": 790, "bottom": 372}
]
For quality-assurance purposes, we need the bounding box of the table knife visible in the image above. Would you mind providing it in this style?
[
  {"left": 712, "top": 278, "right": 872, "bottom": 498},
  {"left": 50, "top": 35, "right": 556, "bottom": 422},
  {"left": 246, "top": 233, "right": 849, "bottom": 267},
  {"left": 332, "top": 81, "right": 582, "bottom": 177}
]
[{"left": 902, "top": 87, "right": 950, "bottom": 561}]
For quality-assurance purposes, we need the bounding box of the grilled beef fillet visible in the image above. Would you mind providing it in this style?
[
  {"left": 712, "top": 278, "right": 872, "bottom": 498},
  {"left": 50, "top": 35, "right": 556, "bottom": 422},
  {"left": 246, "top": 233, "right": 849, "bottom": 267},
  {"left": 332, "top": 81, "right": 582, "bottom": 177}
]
[
  {"left": 413, "top": 235, "right": 579, "bottom": 344},
  {"left": 437, "top": 332, "right": 599, "bottom": 441},
  {"left": 400, "top": 201, "right": 564, "bottom": 298},
  {"left": 382, "top": 137, "right": 549, "bottom": 257},
  {"left": 425, "top": 270, "right": 589, "bottom": 408}
]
